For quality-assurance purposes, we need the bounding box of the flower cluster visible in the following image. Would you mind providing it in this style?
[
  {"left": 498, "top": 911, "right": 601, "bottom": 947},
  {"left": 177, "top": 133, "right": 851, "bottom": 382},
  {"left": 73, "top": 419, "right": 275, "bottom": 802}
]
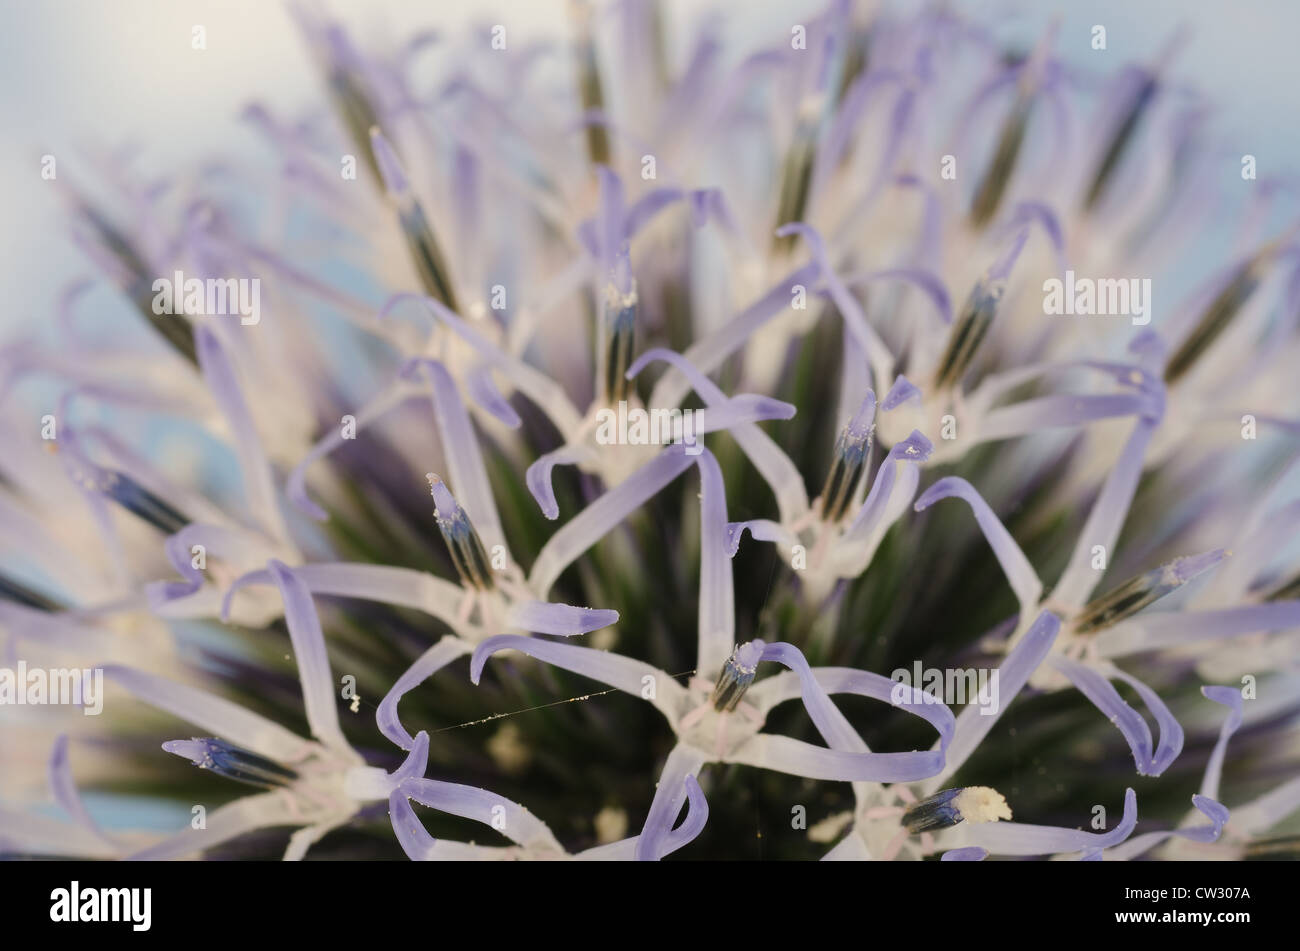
[{"left": 2, "top": 0, "right": 1299, "bottom": 862}]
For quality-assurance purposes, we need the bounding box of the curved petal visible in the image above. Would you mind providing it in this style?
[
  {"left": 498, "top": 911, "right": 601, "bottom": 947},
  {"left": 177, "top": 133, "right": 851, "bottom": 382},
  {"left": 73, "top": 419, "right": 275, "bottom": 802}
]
[
  {"left": 267, "top": 560, "right": 350, "bottom": 753},
  {"left": 726, "top": 734, "right": 945, "bottom": 783},
  {"left": 635, "top": 745, "right": 710, "bottom": 860},
  {"left": 1051, "top": 656, "right": 1169, "bottom": 776},
  {"left": 378, "top": 638, "right": 472, "bottom": 750},
  {"left": 399, "top": 776, "right": 561, "bottom": 851},
  {"left": 469, "top": 634, "right": 686, "bottom": 720},
  {"left": 913, "top": 476, "right": 1042, "bottom": 617},
  {"left": 966, "top": 788, "right": 1138, "bottom": 857},
  {"left": 924, "top": 611, "right": 1060, "bottom": 792},
  {"left": 528, "top": 446, "right": 696, "bottom": 597}
]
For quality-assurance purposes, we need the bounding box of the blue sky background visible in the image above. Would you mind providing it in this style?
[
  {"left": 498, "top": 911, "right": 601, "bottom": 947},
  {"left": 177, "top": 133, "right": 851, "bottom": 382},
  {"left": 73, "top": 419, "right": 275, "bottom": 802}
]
[{"left": 2, "top": 0, "right": 1299, "bottom": 336}]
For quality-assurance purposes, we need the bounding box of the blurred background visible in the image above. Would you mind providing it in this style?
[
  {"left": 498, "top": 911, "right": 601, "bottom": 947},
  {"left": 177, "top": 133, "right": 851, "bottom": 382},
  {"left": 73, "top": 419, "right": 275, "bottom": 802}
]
[{"left": 3, "top": 0, "right": 1300, "bottom": 339}]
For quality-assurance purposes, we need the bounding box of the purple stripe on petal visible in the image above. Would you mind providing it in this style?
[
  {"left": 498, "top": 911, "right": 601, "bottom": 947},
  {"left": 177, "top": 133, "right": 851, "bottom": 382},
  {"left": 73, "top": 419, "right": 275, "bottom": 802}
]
[
  {"left": 696, "top": 450, "right": 735, "bottom": 679},
  {"left": 725, "top": 518, "right": 796, "bottom": 557},
  {"left": 940, "top": 846, "right": 988, "bottom": 861},
  {"left": 127, "top": 791, "right": 298, "bottom": 860},
  {"left": 465, "top": 363, "right": 522, "bottom": 428},
  {"left": 381, "top": 293, "right": 584, "bottom": 435},
  {"left": 223, "top": 563, "right": 466, "bottom": 628},
  {"left": 1054, "top": 416, "right": 1160, "bottom": 611},
  {"left": 976, "top": 393, "right": 1157, "bottom": 443},
  {"left": 660, "top": 775, "right": 709, "bottom": 857},
  {"left": 399, "top": 776, "right": 559, "bottom": 850},
  {"left": 727, "top": 733, "right": 945, "bottom": 783},
  {"left": 629, "top": 348, "right": 808, "bottom": 522},
  {"left": 506, "top": 600, "right": 619, "bottom": 636},
  {"left": 758, "top": 642, "right": 866, "bottom": 753},
  {"left": 388, "top": 788, "right": 436, "bottom": 860},
  {"left": 525, "top": 445, "right": 592, "bottom": 520},
  {"left": 412, "top": 359, "right": 507, "bottom": 556},
  {"left": 470, "top": 634, "right": 684, "bottom": 715},
  {"left": 378, "top": 637, "right": 470, "bottom": 750},
  {"left": 634, "top": 745, "right": 709, "bottom": 860},
  {"left": 286, "top": 380, "right": 420, "bottom": 521},
  {"left": 926, "top": 611, "right": 1059, "bottom": 791},
  {"left": 1108, "top": 666, "right": 1184, "bottom": 776},
  {"left": 1097, "top": 602, "right": 1300, "bottom": 657},
  {"left": 968, "top": 788, "right": 1137, "bottom": 856},
  {"left": 48, "top": 735, "right": 106, "bottom": 841},
  {"left": 267, "top": 560, "right": 350, "bottom": 753},
  {"left": 1233, "top": 775, "right": 1300, "bottom": 835},
  {"left": 391, "top": 730, "right": 430, "bottom": 784},
  {"left": 1052, "top": 657, "right": 1158, "bottom": 776},
  {"left": 838, "top": 268, "right": 953, "bottom": 325},
  {"left": 913, "top": 476, "right": 1041, "bottom": 616},
  {"left": 776, "top": 222, "right": 894, "bottom": 388},
  {"left": 529, "top": 447, "right": 696, "bottom": 597},
  {"left": 882, "top": 375, "right": 923, "bottom": 409},
  {"left": 840, "top": 430, "right": 933, "bottom": 548},
  {"left": 648, "top": 263, "right": 822, "bottom": 410},
  {"left": 1200, "top": 685, "right": 1244, "bottom": 802},
  {"left": 194, "top": 327, "right": 287, "bottom": 541}
]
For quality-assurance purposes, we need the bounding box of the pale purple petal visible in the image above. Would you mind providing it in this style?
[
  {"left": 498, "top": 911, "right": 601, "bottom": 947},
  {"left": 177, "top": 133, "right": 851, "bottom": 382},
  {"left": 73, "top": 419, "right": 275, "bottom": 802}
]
[
  {"left": 529, "top": 447, "right": 696, "bottom": 597},
  {"left": 629, "top": 348, "right": 808, "bottom": 522},
  {"left": 506, "top": 600, "right": 619, "bottom": 636},
  {"left": 389, "top": 788, "right": 437, "bottom": 860},
  {"left": 464, "top": 362, "right": 523, "bottom": 429},
  {"left": 725, "top": 518, "right": 797, "bottom": 557},
  {"left": 726, "top": 732, "right": 945, "bottom": 783},
  {"left": 967, "top": 788, "right": 1138, "bottom": 856},
  {"left": 1052, "top": 657, "right": 1161, "bottom": 776},
  {"left": 378, "top": 637, "right": 471, "bottom": 750},
  {"left": 400, "top": 776, "right": 560, "bottom": 850},
  {"left": 195, "top": 327, "right": 287, "bottom": 541},
  {"left": 925, "top": 611, "right": 1060, "bottom": 791},
  {"left": 267, "top": 560, "right": 350, "bottom": 753},
  {"left": 223, "top": 562, "right": 466, "bottom": 629},
  {"left": 408, "top": 359, "right": 507, "bottom": 556},
  {"left": 1097, "top": 601, "right": 1300, "bottom": 657},
  {"left": 940, "top": 846, "right": 988, "bottom": 861},
  {"left": 913, "top": 476, "right": 1042, "bottom": 617},
  {"left": 840, "top": 429, "right": 934, "bottom": 548},
  {"left": 634, "top": 744, "right": 709, "bottom": 860},
  {"left": 882, "top": 374, "right": 922, "bottom": 409},
  {"left": 648, "top": 263, "right": 821, "bottom": 410},
  {"left": 696, "top": 450, "right": 735, "bottom": 679},
  {"left": 526, "top": 444, "right": 592, "bottom": 520},
  {"left": 127, "top": 791, "right": 298, "bottom": 860},
  {"left": 1054, "top": 416, "right": 1160, "bottom": 611},
  {"left": 976, "top": 393, "right": 1157, "bottom": 443},
  {"left": 286, "top": 379, "right": 420, "bottom": 520},
  {"left": 1200, "top": 685, "right": 1244, "bottom": 802},
  {"left": 470, "top": 634, "right": 685, "bottom": 717},
  {"left": 1108, "top": 665, "right": 1185, "bottom": 776},
  {"left": 102, "top": 665, "right": 311, "bottom": 763},
  {"left": 48, "top": 734, "right": 106, "bottom": 841}
]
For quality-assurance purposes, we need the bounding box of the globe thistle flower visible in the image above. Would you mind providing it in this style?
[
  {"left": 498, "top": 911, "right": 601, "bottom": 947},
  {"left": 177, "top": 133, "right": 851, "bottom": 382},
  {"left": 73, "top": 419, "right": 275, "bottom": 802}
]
[{"left": 4, "top": 0, "right": 1300, "bottom": 866}]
